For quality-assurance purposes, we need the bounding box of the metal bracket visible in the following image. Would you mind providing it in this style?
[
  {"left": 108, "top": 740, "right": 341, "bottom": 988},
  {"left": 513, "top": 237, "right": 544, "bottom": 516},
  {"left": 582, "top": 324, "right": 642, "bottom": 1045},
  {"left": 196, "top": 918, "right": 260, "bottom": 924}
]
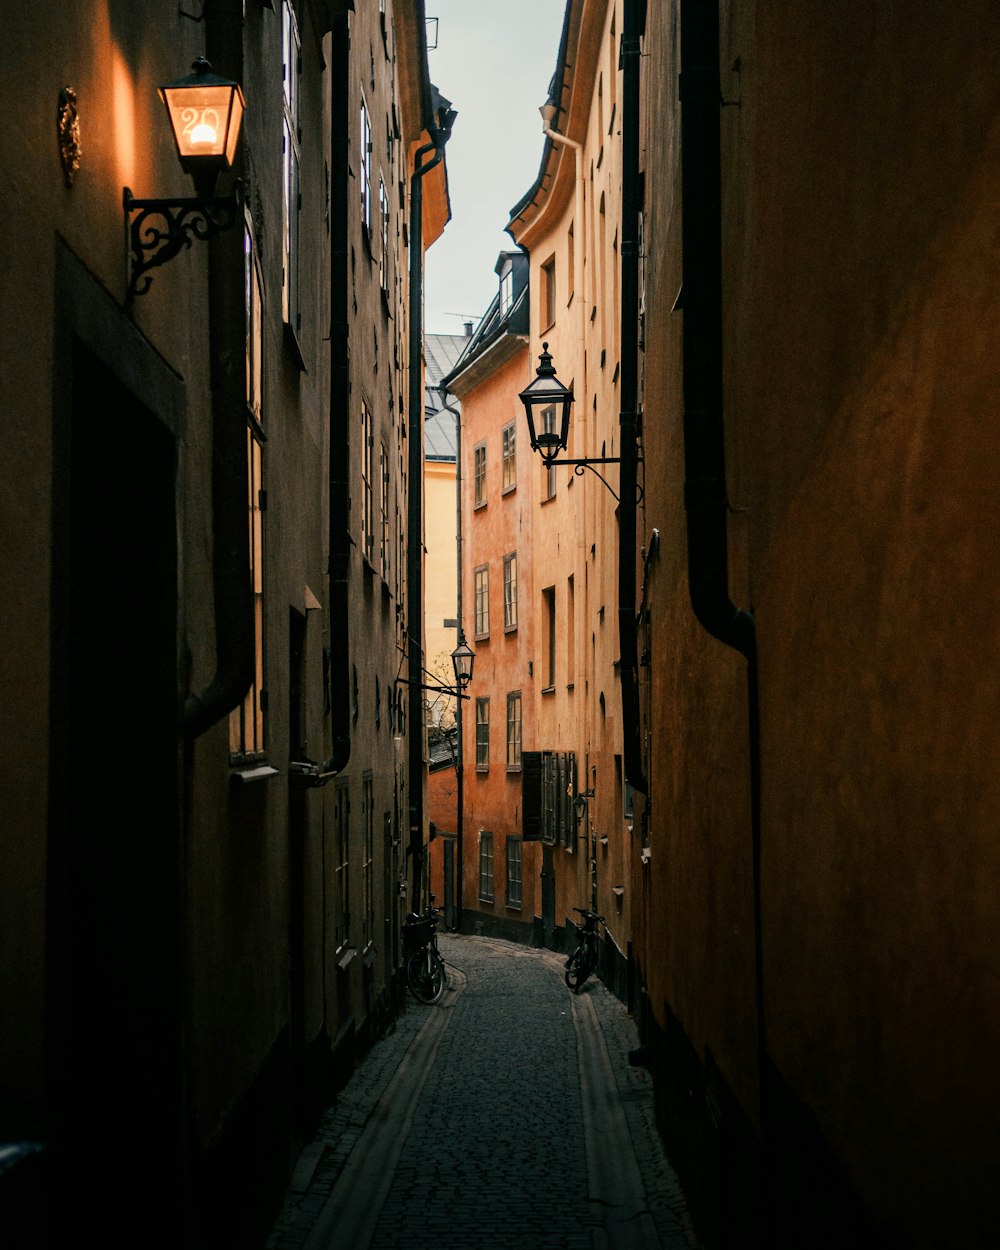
[{"left": 123, "top": 187, "right": 238, "bottom": 309}]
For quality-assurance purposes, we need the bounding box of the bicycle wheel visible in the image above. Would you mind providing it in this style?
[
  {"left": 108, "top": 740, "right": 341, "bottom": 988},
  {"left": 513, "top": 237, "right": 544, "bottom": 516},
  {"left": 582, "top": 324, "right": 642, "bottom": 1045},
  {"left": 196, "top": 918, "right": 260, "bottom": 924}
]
[
  {"left": 565, "top": 947, "right": 590, "bottom": 991},
  {"left": 407, "top": 947, "right": 446, "bottom": 1004}
]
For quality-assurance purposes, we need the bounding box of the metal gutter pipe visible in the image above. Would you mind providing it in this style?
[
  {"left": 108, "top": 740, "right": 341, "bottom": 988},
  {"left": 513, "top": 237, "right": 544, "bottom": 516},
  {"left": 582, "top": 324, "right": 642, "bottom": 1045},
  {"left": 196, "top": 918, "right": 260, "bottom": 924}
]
[
  {"left": 184, "top": 4, "right": 253, "bottom": 739},
  {"left": 407, "top": 110, "right": 456, "bottom": 910},
  {"left": 619, "top": 0, "right": 649, "bottom": 795},
  {"left": 679, "top": 0, "right": 767, "bottom": 1206}
]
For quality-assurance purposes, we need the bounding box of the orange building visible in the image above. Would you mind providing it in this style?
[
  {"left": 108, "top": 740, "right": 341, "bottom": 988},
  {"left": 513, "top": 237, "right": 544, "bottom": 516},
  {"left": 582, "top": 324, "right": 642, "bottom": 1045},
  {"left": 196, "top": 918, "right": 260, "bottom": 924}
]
[{"left": 441, "top": 253, "right": 540, "bottom": 940}]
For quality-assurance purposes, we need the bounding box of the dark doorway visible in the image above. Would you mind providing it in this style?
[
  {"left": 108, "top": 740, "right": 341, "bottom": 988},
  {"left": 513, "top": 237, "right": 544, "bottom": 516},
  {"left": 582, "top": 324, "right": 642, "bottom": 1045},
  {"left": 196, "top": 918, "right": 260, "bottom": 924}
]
[{"left": 46, "top": 341, "right": 181, "bottom": 1243}]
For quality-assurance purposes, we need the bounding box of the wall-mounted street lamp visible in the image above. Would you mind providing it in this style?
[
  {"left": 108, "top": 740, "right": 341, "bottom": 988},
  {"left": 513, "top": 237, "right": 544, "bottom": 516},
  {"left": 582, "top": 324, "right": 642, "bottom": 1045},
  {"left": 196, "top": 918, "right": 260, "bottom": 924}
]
[
  {"left": 398, "top": 631, "right": 477, "bottom": 701},
  {"left": 124, "top": 57, "right": 245, "bottom": 308},
  {"left": 518, "top": 344, "right": 627, "bottom": 500}
]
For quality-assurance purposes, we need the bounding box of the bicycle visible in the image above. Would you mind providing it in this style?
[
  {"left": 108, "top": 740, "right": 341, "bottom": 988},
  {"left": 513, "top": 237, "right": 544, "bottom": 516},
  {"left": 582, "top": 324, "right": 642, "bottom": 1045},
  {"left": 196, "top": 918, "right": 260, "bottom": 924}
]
[
  {"left": 402, "top": 906, "right": 447, "bottom": 1004},
  {"left": 564, "top": 907, "right": 604, "bottom": 993}
]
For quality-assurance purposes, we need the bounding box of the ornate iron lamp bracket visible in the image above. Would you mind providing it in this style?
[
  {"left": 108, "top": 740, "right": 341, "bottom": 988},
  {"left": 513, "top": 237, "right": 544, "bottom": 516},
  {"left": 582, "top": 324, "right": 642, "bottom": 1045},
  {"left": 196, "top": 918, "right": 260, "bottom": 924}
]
[{"left": 123, "top": 186, "right": 239, "bottom": 308}]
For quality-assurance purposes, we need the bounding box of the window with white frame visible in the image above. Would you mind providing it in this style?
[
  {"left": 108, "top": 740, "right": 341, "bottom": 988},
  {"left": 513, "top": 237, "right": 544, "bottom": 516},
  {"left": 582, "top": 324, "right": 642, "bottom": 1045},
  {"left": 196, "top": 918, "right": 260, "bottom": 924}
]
[
  {"left": 541, "top": 405, "right": 557, "bottom": 500},
  {"left": 506, "top": 838, "right": 522, "bottom": 908},
  {"left": 380, "top": 440, "right": 390, "bottom": 580},
  {"left": 360, "top": 94, "right": 372, "bottom": 236},
  {"left": 479, "top": 830, "right": 494, "bottom": 901},
  {"left": 499, "top": 264, "right": 513, "bottom": 317},
  {"left": 501, "top": 422, "right": 516, "bottom": 492},
  {"left": 361, "top": 400, "right": 374, "bottom": 564},
  {"left": 281, "top": 0, "right": 301, "bottom": 331},
  {"left": 474, "top": 565, "right": 489, "bottom": 638},
  {"left": 475, "top": 697, "right": 490, "bottom": 769},
  {"left": 506, "top": 691, "right": 522, "bottom": 769},
  {"left": 503, "top": 552, "right": 517, "bottom": 630},
  {"left": 379, "top": 177, "right": 390, "bottom": 294},
  {"left": 474, "top": 441, "right": 486, "bottom": 508}
]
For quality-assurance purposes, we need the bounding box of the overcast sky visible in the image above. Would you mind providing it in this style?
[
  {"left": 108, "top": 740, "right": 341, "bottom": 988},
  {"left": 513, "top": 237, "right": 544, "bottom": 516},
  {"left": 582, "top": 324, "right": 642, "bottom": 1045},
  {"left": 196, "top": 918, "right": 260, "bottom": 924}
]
[{"left": 424, "top": 0, "right": 567, "bottom": 337}]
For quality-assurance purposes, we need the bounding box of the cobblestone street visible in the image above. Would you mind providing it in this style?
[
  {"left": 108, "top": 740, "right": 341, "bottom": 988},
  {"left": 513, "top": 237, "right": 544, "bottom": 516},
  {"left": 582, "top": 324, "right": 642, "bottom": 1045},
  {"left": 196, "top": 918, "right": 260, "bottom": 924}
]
[{"left": 267, "top": 936, "right": 699, "bottom": 1250}]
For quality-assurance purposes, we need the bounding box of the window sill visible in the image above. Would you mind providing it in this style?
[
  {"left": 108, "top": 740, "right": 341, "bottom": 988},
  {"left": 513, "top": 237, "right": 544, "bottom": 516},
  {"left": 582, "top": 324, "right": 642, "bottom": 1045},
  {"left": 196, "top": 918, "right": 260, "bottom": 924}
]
[
  {"left": 363, "top": 943, "right": 377, "bottom": 968},
  {"left": 473, "top": 500, "right": 487, "bottom": 511},
  {"left": 566, "top": 682, "right": 575, "bottom": 692},
  {"left": 504, "top": 623, "right": 518, "bottom": 635},
  {"left": 506, "top": 765, "right": 522, "bottom": 774},
  {"left": 283, "top": 320, "right": 307, "bottom": 372},
  {"left": 479, "top": 895, "right": 494, "bottom": 904},
  {"left": 501, "top": 483, "right": 517, "bottom": 497},
  {"left": 336, "top": 946, "right": 357, "bottom": 972},
  {"left": 229, "top": 763, "right": 280, "bottom": 784},
  {"left": 476, "top": 765, "right": 489, "bottom": 774},
  {"left": 540, "top": 319, "right": 555, "bottom": 334},
  {"left": 474, "top": 633, "right": 489, "bottom": 644},
  {"left": 540, "top": 492, "right": 556, "bottom": 505},
  {"left": 506, "top": 901, "right": 523, "bottom": 912}
]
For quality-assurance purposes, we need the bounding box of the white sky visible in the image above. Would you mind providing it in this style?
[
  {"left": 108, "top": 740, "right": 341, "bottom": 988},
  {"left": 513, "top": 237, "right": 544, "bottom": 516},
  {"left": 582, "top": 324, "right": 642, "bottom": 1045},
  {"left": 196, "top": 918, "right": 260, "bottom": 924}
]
[{"left": 424, "top": 0, "right": 567, "bottom": 336}]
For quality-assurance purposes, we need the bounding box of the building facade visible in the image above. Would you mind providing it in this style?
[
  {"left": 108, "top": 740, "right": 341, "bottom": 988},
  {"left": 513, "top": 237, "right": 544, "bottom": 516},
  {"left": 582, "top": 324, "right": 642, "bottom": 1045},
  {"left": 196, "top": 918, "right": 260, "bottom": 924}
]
[{"left": 0, "top": 2, "right": 450, "bottom": 1244}]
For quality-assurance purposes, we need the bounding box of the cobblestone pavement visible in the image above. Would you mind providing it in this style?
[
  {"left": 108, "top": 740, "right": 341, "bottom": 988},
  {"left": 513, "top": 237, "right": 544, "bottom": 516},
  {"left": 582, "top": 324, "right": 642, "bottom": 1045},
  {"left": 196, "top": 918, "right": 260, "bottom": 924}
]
[{"left": 267, "top": 935, "right": 700, "bottom": 1250}]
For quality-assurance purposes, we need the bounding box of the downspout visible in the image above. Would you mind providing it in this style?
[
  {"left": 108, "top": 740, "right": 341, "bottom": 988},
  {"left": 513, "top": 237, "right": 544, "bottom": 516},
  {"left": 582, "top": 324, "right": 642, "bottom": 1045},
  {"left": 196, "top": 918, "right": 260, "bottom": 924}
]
[
  {"left": 618, "top": 0, "right": 648, "bottom": 794},
  {"left": 183, "top": 5, "right": 253, "bottom": 739},
  {"left": 679, "top": 0, "right": 766, "bottom": 1204},
  {"left": 320, "top": 9, "right": 352, "bottom": 779},
  {"left": 407, "top": 109, "right": 456, "bottom": 910}
]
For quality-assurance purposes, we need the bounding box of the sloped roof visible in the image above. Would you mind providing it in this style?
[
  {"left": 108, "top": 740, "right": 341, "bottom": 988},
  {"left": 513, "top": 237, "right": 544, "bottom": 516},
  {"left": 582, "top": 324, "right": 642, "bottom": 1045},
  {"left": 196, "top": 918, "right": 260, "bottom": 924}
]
[
  {"left": 424, "top": 332, "right": 468, "bottom": 461},
  {"left": 441, "top": 252, "right": 530, "bottom": 397}
]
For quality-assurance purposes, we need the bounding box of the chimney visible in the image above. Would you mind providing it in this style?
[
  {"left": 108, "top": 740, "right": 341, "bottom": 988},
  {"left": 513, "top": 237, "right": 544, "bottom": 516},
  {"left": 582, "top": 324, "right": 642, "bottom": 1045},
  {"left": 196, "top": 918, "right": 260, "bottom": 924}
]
[{"left": 464, "top": 320, "right": 473, "bottom": 338}]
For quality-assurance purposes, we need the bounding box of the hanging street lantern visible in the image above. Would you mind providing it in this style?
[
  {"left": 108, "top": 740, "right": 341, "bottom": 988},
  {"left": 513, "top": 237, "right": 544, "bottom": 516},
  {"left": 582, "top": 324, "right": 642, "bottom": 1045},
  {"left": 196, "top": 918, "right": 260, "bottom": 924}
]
[
  {"left": 518, "top": 342, "right": 574, "bottom": 466},
  {"left": 451, "top": 631, "right": 476, "bottom": 692}
]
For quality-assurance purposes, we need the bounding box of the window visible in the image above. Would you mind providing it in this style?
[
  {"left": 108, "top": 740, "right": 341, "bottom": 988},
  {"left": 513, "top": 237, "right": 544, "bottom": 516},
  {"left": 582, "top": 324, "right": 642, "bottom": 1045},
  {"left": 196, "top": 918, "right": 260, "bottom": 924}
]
[
  {"left": 230, "top": 223, "right": 266, "bottom": 758},
  {"left": 335, "top": 782, "right": 350, "bottom": 950},
  {"left": 379, "top": 177, "right": 389, "bottom": 295},
  {"left": 541, "top": 406, "right": 557, "bottom": 500},
  {"left": 362, "top": 773, "right": 374, "bottom": 948},
  {"left": 520, "top": 750, "right": 576, "bottom": 846},
  {"left": 479, "top": 831, "right": 494, "bottom": 901},
  {"left": 474, "top": 565, "right": 490, "bottom": 639},
  {"left": 476, "top": 697, "right": 490, "bottom": 769},
  {"left": 503, "top": 552, "right": 518, "bottom": 630},
  {"left": 360, "top": 95, "right": 372, "bottom": 235},
  {"left": 474, "top": 441, "right": 486, "bottom": 508},
  {"left": 506, "top": 838, "right": 522, "bottom": 908},
  {"left": 361, "top": 400, "right": 374, "bottom": 564},
  {"left": 567, "top": 222, "right": 575, "bottom": 303},
  {"left": 542, "top": 585, "right": 556, "bottom": 689},
  {"left": 541, "top": 255, "right": 556, "bottom": 331},
  {"left": 499, "top": 264, "right": 513, "bottom": 317},
  {"left": 506, "top": 691, "right": 522, "bottom": 769},
  {"left": 501, "top": 422, "right": 516, "bottom": 492},
  {"left": 281, "top": 0, "right": 301, "bottom": 331},
  {"left": 379, "top": 441, "right": 390, "bottom": 580},
  {"left": 567, "top": 574, "right": 575, "bottom": 685}
]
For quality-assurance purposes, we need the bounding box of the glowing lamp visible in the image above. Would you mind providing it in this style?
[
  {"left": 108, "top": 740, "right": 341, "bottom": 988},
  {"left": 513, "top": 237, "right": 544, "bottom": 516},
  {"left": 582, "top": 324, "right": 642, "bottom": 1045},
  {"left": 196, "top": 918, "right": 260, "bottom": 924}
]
[{"left": 159, "top": 57, "right": 245, "bottom": 195}]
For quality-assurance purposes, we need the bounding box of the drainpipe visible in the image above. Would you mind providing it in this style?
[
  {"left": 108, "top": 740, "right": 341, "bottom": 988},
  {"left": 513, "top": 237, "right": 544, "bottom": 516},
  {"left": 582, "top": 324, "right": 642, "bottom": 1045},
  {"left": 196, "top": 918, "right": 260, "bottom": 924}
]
[
  {"left": 618, "top": 0, "right": 648, "bottom": 795},
  {"left": 314, "top": 10, "right": 353, "bottom": 781},
  {"left": 407, "top": 107, "right": 456, "bottom": 911},
  {"left": 679, "top": 0, "right": 766, "bottom": 1206},
  {"left": 183, "top": 7, "right": 253, "bottom": 739}
]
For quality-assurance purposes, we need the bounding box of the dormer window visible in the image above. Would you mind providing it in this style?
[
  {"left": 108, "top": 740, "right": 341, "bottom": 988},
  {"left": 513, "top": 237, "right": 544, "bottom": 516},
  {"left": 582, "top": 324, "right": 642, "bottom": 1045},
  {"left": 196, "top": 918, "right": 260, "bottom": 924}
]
[{"left": 499, "top": 263, "right": 513, "bottom": 317}]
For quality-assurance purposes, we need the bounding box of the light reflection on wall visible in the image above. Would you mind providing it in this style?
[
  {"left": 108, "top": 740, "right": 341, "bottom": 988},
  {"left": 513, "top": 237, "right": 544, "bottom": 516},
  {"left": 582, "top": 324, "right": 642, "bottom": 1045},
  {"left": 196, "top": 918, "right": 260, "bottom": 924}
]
[{"left": 112, "top": 45, "right": 136, "bottom": 191}]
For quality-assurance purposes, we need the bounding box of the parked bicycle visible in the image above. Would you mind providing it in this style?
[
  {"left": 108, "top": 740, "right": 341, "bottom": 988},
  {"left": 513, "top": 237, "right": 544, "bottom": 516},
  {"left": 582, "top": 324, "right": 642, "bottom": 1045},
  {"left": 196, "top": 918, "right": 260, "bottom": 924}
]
[
  {"left": 565, "top": 907, "right": 604, "bottom": 993},
  {"left": 403, "top": 906, "right": 447, "bottom": 1004}
]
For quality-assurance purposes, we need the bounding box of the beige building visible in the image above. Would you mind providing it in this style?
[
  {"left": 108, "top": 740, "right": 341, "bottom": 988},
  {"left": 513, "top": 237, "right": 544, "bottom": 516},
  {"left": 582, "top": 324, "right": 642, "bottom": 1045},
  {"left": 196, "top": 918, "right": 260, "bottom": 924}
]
[
  {"left": 506, "top": 0, "right": 632, "bottom": 978},
  {"left": 0, "top": 2, "right": 450, "bottom": 1244}
]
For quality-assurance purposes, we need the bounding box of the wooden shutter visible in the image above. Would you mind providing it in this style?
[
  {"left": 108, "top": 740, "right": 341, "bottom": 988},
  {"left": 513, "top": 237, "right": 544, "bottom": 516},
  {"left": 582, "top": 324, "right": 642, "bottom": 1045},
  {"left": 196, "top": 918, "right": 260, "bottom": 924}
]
[{"left": 521, "top": 751, "right": 543, "bottom": 841}]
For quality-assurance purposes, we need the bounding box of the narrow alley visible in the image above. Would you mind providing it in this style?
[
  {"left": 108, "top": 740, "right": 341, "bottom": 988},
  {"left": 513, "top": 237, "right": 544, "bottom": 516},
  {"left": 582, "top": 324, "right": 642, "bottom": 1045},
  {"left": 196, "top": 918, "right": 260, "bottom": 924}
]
[{"left": 267, "top": 936, "right": 698, "bottom": 1250}]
